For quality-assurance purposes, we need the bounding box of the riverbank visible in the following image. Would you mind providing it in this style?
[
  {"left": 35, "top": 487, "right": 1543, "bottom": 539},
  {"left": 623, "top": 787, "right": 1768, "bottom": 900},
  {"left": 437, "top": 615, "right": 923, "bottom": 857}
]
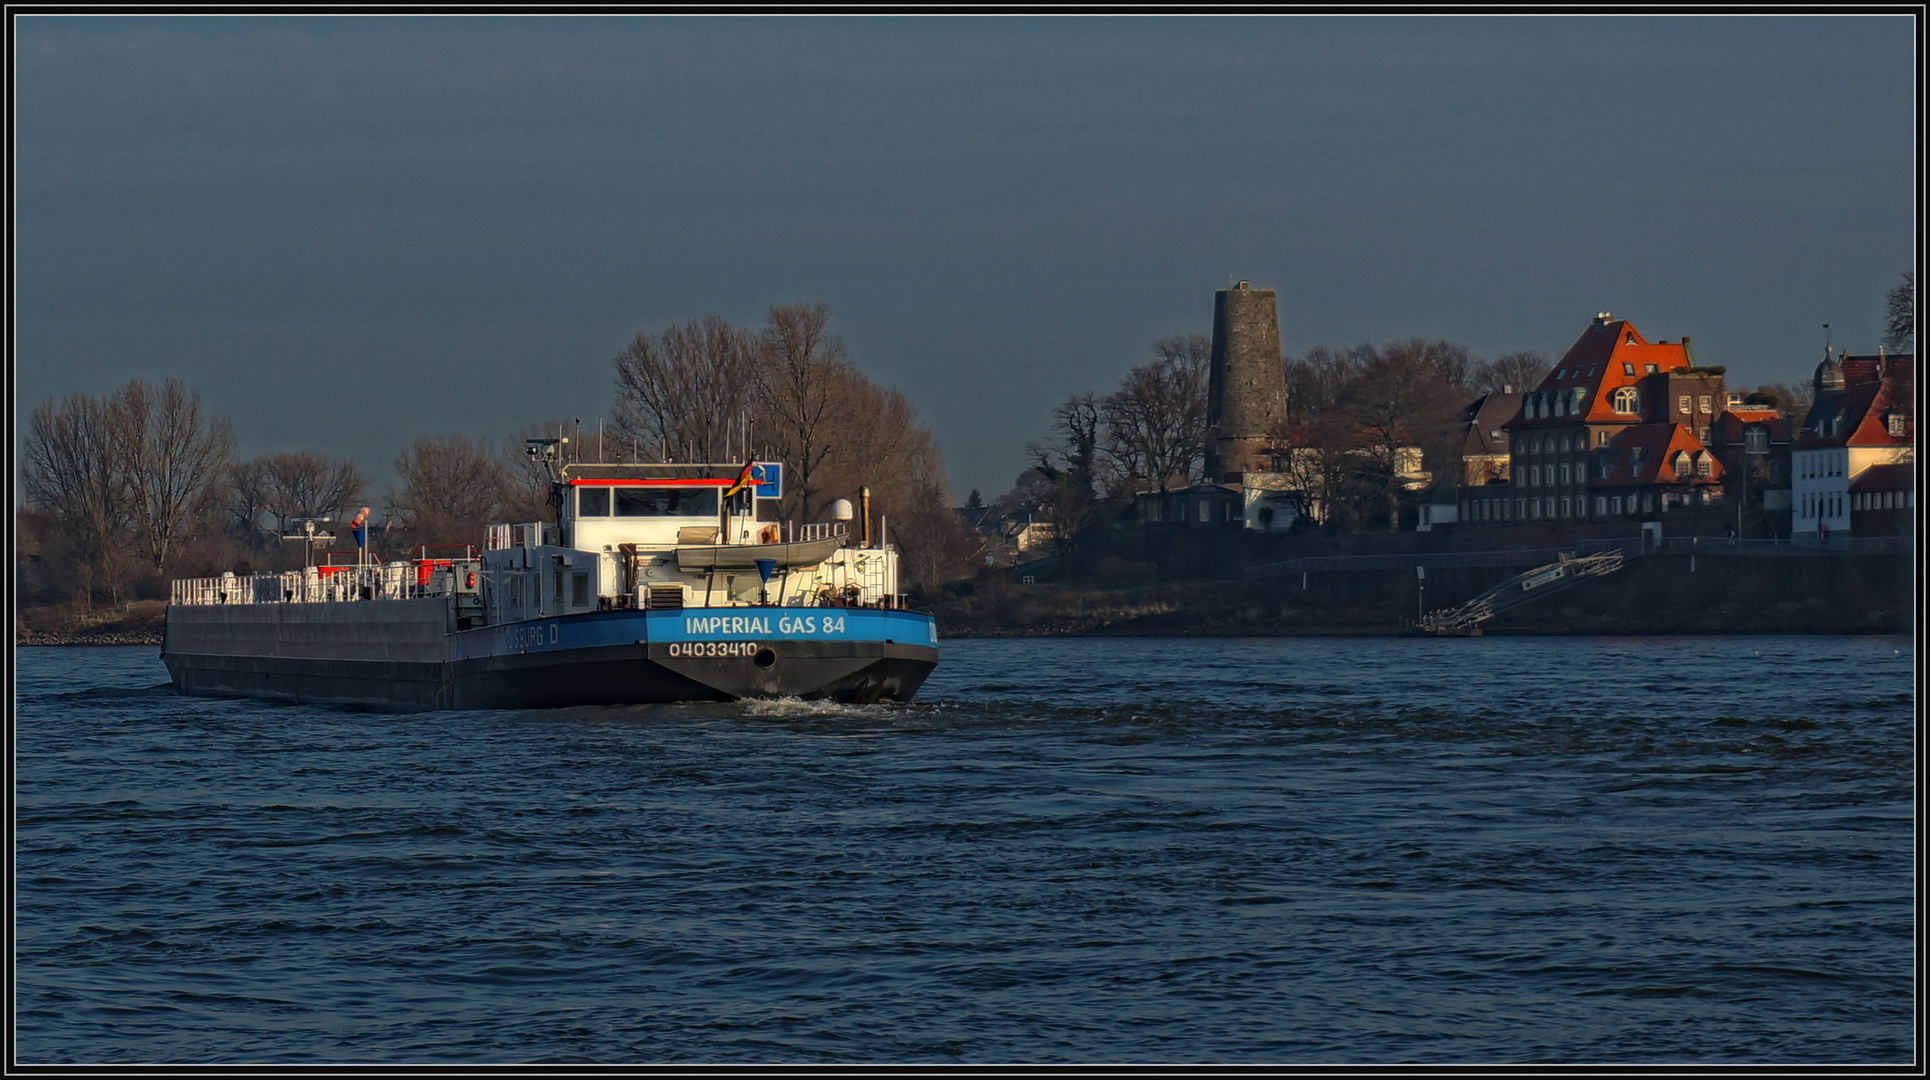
[
  {"left": 16, "top": 600, "right": 166, "bottom": 647},
  {"left": 928, "top": 550, "right": 1914, "bottom": 637},
  {"left": 17, "top": 628, "right": 165, "bottom": 646}
]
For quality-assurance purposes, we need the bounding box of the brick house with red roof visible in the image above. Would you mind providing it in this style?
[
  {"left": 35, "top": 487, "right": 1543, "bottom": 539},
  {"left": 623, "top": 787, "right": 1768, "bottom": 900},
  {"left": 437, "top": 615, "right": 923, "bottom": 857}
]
[
  {"left": 1461, "top": 313, "right": 1733, "bottom": 526},
  {"left": 1792, "top": 349, "right": 1914, "bottom": 541},
  {"left": 1705, "top": 403, "right": 1794, "bottom": 530}
]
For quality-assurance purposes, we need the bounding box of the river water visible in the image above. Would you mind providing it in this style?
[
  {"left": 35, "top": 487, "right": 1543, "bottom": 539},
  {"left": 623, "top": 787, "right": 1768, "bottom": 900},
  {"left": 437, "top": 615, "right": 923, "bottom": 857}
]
[{"left": 13, "top": 637, "right": 1915, "bottom": 1064}]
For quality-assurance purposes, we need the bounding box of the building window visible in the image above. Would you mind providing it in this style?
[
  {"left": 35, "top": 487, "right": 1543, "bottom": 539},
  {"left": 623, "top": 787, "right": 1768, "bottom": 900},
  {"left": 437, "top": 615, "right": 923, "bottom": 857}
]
[
  {"left": 1594, "top": 496, "right": 1606, "bottom": 515},
  {"left": 1560, "top": 463, "right": 1571, "bottom": 485},
  {"left": 1745, "top": 427, "right": 1768, "bottom": 454},
  {"left": 1695, "top": 454, "right": 1712, "bottom": 477},
  {"left": 1559, "top": 496, "right": 1570, "bottom": 517},
  {"left": 1645, "top": 363, "right": 1658, "bottom": 374},
  {"left": 1642, "top": 493, "right": 1653, "bottom": 512},
  {"left": 1698, "top": 395, "right": 1712, "bottom": 414},
  {"left": 1889, "top": 413, "right": 1908, "bottom": 437},
  {"left": 1623, "top": 362, "right": 1635, "bottom": 375},
  {"left": 1672, "top": 452, "right": 1693, "bottom": 480},
  {"left": 1678, "top": 394, "right": 1691, "bottom": 414},
  {"left": 1596, "top": 431, "right": 1610, "bottom": 447},
  {"left": 1611, "top": 387, "right": 1639, "bottom": 414}
]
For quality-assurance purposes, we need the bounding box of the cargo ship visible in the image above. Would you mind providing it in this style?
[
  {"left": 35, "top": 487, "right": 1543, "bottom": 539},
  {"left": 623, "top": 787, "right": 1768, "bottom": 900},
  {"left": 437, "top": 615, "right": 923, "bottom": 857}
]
[{"left": 162, "top": 445, "right": 937, "bottom": 711}]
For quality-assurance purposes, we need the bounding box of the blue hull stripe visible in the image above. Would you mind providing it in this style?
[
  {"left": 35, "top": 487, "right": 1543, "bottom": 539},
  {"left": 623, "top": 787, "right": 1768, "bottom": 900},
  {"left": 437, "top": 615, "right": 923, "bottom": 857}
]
[{"left": 453, "top": 608, "right": 937, "bottom": 661}]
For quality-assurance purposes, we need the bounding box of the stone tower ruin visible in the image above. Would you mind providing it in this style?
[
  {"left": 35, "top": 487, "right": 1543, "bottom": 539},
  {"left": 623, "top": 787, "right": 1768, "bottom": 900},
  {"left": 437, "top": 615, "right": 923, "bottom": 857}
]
[{"left": 1205, "top": 280, "right": 1288, "bottom": 482}]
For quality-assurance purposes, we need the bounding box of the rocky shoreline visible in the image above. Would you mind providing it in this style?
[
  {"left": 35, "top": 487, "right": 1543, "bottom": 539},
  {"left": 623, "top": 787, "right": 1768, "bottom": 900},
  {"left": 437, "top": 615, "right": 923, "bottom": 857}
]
[{"left": 17, "top": 629, "right": 164, "bottom": 647}]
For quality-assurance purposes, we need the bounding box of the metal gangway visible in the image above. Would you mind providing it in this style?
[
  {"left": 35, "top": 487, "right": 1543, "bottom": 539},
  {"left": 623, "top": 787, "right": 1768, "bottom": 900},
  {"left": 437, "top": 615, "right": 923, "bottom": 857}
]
[{"left": 1416, "top": 548, "right": 1628, "bottom": 635}]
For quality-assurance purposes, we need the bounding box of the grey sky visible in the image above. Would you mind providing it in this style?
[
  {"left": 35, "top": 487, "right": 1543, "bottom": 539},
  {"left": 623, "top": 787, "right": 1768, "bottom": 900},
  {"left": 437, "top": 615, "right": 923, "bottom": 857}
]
[{"left": 14, "top": 16, "right": 1916, "bottom": 501}]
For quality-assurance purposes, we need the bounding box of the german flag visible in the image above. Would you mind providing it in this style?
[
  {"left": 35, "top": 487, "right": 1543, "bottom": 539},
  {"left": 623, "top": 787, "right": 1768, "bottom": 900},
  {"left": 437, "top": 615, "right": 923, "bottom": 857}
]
[{"left": 724, "top": 461, "right": 757, "bottom": 498}]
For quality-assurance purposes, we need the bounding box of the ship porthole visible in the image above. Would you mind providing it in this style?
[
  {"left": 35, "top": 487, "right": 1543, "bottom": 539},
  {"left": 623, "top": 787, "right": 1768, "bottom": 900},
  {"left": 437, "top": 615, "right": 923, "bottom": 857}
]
[{"left": 753, "top": 647, "right": 778, "bottom": 670}]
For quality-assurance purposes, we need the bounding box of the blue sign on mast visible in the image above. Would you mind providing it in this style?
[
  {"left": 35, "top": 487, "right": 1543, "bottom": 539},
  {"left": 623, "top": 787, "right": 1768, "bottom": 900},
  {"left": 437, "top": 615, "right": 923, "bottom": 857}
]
[{"left": 751, "top": 462, "right": 783, "bottom": 499}]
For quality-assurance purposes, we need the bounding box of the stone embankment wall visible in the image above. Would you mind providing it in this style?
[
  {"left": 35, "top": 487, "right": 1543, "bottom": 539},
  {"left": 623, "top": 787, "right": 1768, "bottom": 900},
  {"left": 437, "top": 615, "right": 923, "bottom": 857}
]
[
  {"left": 934, "top": 552, "right": 1912, "bottom": 637},
  {"left": 17, "top": 628, "right": 165, "bottom": 646}
]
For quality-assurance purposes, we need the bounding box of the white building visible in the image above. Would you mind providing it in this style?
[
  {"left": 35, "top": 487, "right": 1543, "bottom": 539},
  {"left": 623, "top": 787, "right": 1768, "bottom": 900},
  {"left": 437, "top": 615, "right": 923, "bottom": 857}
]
[{"left": 1791, "top": 349, "right": 1913, "bottom": 542}]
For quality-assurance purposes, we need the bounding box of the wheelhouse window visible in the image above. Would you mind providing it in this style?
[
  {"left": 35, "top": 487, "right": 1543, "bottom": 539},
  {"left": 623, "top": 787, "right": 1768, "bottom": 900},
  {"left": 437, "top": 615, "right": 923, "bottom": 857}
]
[
  {"left": 614, "top": 486, "right": 720, "bottom": 517},
  {"left": 576, "top": 484, "right": 721, "bottom": 518}
]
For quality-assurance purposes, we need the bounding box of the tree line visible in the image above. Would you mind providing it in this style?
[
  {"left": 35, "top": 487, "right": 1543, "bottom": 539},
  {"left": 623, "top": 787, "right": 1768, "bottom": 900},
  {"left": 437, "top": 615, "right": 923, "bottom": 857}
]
[{"left": 18, "top": 302, "right": 977, "bottom": 623}]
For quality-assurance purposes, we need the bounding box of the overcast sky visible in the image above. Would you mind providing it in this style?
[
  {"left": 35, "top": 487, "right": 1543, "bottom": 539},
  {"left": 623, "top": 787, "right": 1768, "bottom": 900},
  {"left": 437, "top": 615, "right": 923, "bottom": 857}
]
[{"left": 14, "top": 15, "right": 1917, "bottom": 501}]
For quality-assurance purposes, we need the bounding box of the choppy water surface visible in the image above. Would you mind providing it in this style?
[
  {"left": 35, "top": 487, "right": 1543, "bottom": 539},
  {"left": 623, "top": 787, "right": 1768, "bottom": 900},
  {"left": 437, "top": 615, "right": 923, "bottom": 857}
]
[{"left": 14, "top": 637, "right": 1915, "bottom": 1064}]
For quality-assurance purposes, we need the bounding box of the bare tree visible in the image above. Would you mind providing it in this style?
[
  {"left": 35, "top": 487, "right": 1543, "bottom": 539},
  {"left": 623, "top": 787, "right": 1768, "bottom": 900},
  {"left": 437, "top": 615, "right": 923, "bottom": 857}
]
[
  {"left": 1744, "top": 381, "right": 1814, "bottom": 433},
  {"left": 1026, "top": 395, "right": 1106, "bottom": 559},
  {"left": 757, "top": 303, "right": 853, "bottom": 524},
  {"left": 1335, "top": 348, "right": 1464, "bottom": 529},
  {"left": 110, "top": 378, "right": 236, "bottom": 570},
  {"left": 611, "top": 315, "right": 760, "bottom": 463},
  {"left": 22, "top": 391, "right": 130, "bottom": 603},
  {"left": 389, "top": 435, "right": 515, "bottom": 547},
  {"left": 1285, "top": 344, "right": 1372, "bottom": 425},
  {"left": 1883, "top": 271, "right": 1914, "bottom": 354},
  {"left": 606, "top": 307, "right": 972, "bottom": 585},
  {"left": 1100, "top": 334, "right": 1209, "bottom": 493},
  {"left": 1470, "top": 350, "right": 1552, "bottom": 395},
  {"left": 230, "top": 450, "right": 366, "bottom": 542}
]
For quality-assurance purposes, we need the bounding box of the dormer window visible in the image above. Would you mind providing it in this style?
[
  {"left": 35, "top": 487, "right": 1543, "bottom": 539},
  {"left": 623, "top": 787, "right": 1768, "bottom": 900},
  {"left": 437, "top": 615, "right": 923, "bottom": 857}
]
[
  {"left": 1626, "top": 332, "right": 1637, "bottom": 345},
  {"left": 1745, "top": 426, "right": 1769, "bottom": 454},
  {"left": 1673, "top": 452, "right": 1694, "bottom": 480},
  {"left": 1644, "top": 363, "right": 1658, "bottom": 374},
  {"left": 1611, "top": 387, "right": 1639, "bottom": 414},
  {"left": 1695, "top": 453, "right": 1713, "bottom": 478},
  {"left": 1623, "top": 362, "right": 1635, "bottom": 375},
  {"left": 1889, "top": 413, "right": 1910, "bottom": 437}
]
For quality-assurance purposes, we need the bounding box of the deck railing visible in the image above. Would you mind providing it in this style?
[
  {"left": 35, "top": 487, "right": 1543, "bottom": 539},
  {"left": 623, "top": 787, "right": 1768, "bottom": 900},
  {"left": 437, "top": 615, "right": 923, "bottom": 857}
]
[
  {"left": 171, "top": 562, "right": 478, "bottom": 606},
  {"left": 798, "top": 521, "right": 850, "bottom": 542}
]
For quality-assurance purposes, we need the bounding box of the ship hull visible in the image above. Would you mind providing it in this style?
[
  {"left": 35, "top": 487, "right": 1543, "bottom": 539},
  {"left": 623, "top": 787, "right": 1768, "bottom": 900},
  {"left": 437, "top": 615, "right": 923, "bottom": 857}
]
[{"left": 162, "top": 603, "right": 938, "bottom": 712}]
